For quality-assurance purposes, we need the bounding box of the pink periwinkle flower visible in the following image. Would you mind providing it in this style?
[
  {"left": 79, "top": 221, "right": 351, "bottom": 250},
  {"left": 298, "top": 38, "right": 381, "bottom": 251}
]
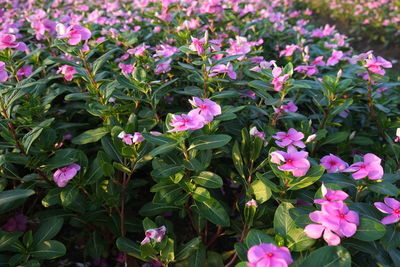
[
  {"left": 154, "top": 44, "right": 179, "bottom": 58},
  {"left": 2, "top": 214, "right": 28, "bottom": 232},
  {"left": 271, "top": 66, "right": 289, "bottom": 92},
  {"left": 208, "top": 63, "right": 237, "bottom": 79},
  {"left": 270, "top": 147, "right": 311, "bottom": 177},
  {"left": 343, "top": 153, "right": 384, "bottom": 180},
  {"left": 246, "top": 199, "right": 258, "bottom": 207},
  {"left": 326, "top": 50, "right": 344, "bottom": 66},
  {"left": 226, "top": 36, "right": 252, "bottom": 60},
  {"left": 279, "top": 44, "right": 300, "bottom": 57},
  {"left": 273, "top": 128, "right": 305, "bottom": 149},
  {"left": 364, "top": 56, "right": 392, "bottom": 76},
  {"left": 395, "top": 128, "right": 400, "bottom": 143},
  {"left": 57, "top": 65, "right": 76, "bottom": 81},
  {"left": 311, "top": 56, "right": 325, "bottom": 66},
  {"left": 118, "top": 131, "right": 144, "bottom": 145},
  {"left": 154, "top": 59, "right": 172, "bottom": 75},
  {"left": 16, "top": 65, "right": 33, "bottom": 79},
  {"left": 274, "top": 101, "right": 298, "bottom": 114},
  {"left": 118, "top": 63, "right": 134, "bottom": 75},
  {"left": 240, "top": 90, "right": 256, "bottom": 99},
  {"left": 314, "top": 183, "right": 349, "bottom": 206},
  {"left": 247, "top": 243, "right": 293, "bottom": 267},
  {"left": 320, "top": 154, "right": 348, "bottom": 173},
  {"left": 0, "top": 33, "right": 27, "bottom": 51},
  {"left": 250, "top": 127, "right": 267, "bottom": 145},
  {"left": 294, "top": 65, "right": 318, "bottom": 76},
  {"left": 168, "top": 110, "right": 205, "bottom": 132},
  {"left": 374, "top": 197, "right": 400, "bottom": 224},
  {"left": 189, "top": 97, "right": 221, "bottom": 123},
  {"left": 189, "top": 36, "right": 205, "bottom": 56},
  {"left": 53, "top": 163, "right": 81, "bottom": 187},
  {"left": 141, "top": 226, "right": 166, "bottom": 245},
  {"left": 56, "top": 24, "right": 91, "bottom": 45},
  {"left": 0, "top": 61, "right": 8, "bottom": 82}
]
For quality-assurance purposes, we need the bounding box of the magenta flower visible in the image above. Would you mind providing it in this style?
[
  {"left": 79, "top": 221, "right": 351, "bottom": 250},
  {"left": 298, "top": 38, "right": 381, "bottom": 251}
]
[
  {"left": 0, "top": 61, "right": 8, "bottom": 82},
  {"left": 16, "top": 65, "right": 33, "bottom": 79},
  {"left": 189, "top": 36, "right": 205, "bottom": 55},
  {"left": 279, "top": 44, "right": 300, "bottom": 57},
  {"left": 141, "top": 226, "right": 166, "bottom": 245},
  {"left": 374, "top": 198, "right": 400, "bottom": 224},
  {"left": 53, "top": 163, "right": 81, "bottom": 187},
  {"left": 56, "top": 24, "right": 91, "bottom": 45},
  {"left": 154, "top": 59, "right": 172, "bottom": 75},
  {"left": 273, "top": 128, "right": 305, "bottom": 149},
  {"left": 343, "top": 153, "right": 384, "bottom": 180},
  {"left": 226, "top": 36, "right": 252, "bottom": 60},
  {"left": 274, "top": 101, "right": 298, "bottom": 114},
  {"left": 118, "top": 63, "right": 134, "bottom": 75},
  {"left": 189, "top": 97, "right": 221, "bottom": 123},
  {"left": 2, "top": 214, "right": 28, "bottom": 232},
  {"left": 364, "top": 56, "right": 392, "bottom": 76},
  {"left": 127, "top": 43, "right": 150, "bottom": 57},
  {"left": 311, "top": 56, "right": 325, "bottom": 66},
  {"left": 304, "top": 224, "right": 341, "bottom": 246},
  {"left": 154, "top": 44, "right": 179, "bottom": 58},
  {"left": 314, "top": 184, "right": 349, "bottom": 206},
  {"left": 271, "top": 66, "right": 289, "bottom": 92},
  {"left": 294, "top": 65, "right": 318, "bottom": 76},
  {"left": 270, "top": 148, "right": 310, "bottom": 177},
  {"left": 240, "top": 90, "right": 256, "bottom": 99},
  {"left": 208, "top": 64, "right": 237, "bottom": 80},
  {"left": 320, "top": 154, "right": 348, "bottom": 173},
  {"left": 57, "top": 65, "right": 76, "bottom": 81},
  {"left": 326, "top": 50, "right": 343, "bottom": 66},
  {"left": 247, "top": 243, "right": 293, "bottom": 267},
  {"left": 250, "top": 127, "right": 267, "bottom": 146},
  {"left": 118, "top": 131, "right": 144, "bottom": 145},
  {"left": 0, "top": 33, "right": 27, "bottom": 51},
  {"left": 168, "top": 110, "right": 205, "bottom": 132}
]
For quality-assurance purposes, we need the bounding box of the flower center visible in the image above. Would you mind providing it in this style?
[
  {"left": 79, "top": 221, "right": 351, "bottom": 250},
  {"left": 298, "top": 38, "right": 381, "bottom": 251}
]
[
  {"left": 394, "top": 209, "right": 400, "bottom": 214},
  {"left": 339, "top": 213, "right": 345, "bottom": 219},
  {"left": 265, "top": 252, "right": 274, "bottom": 257},
  {"left": 329, "top": 161, "right": 337, "bottom": 166}
]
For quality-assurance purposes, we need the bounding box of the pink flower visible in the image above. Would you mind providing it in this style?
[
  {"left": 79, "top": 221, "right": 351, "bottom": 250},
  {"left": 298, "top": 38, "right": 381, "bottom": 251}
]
[
  {"left": 208, "top": 63, "right": 237, "bottom": 79},
  {"left": 273, "top": 128, "right": 305, "bottom": 149},
  {"left": 57, "top": 65, "right": 76, "bottom": 81},
  {"left": 154, "top": 44, "right": 179, "bottom": 58},
  {"left": 226, "top": 36, "right": 252, "bottom": 60},
  {"left": 274, "top": 101, "right": 298, "bottom": 114},
  {"left": 240, "top": 90, "right": 256, "bottom": 99},
  {"left": 305, "top": 134, "right": 316, "bottom": 143},
  {"left": 154, "top": 59, "right": 172, "bottom": 75},
  {"left": 364, "top": 56, "right": 392, "bottom": 76},
  {"left": 56, "top": 24, "right": 91, "bottom": 45},
  {"left": 271, "top": 66, "right": 289, "bottom": 92},
  {"left": 53, "top": 163, "right": 81, "bottom": 187},
  {"left": 0, "top": 61, "right": 8, "bottom": 82},
  {"left": 343, "top": 153, "right": 384, "bottom": 180},
  {"left": 374, "top": 197, "right": 400, "bottom": 224},
  {"left": 247, "top": 243, "right": 293, "bottom": 267},
  {"left": 0, "top": 34, "right": 27, "bottom": 51},
  {"left": 326, "top": 50, "right": 343, "bottom": 66},
  {"left": 320, "top": 154, "right": 348, "bottom": 173},
  {"left": 395, "top": 128, "right": 400, "bottom": 143},
  {"left": 279, "top": 44, "right": 300, "bottom": 57},
  {"left": 2, "top": 214, "right": 28, "bottom": 232},
  {"left": 118, "top": 131, "right": 144, "bottom": 145},
  {"left": 314, "top": 184, "right": 349, "bottom": 206},
  {"left": 270, "top": 147, "right": 311, "bottom": 177},
  {"left": 127, "top": 43, "right": 150, "bottom": 57},
  {"left": 118, "top": 63, "right": 134, "bottom": 75},
  {"left": 304, "top": 224, "right": 341, "bottom": 246},
  {"left": 141, "top": 226, "right": 166, "bottom": 245},
  {"left": 246, "top": 199, "right": 258, "bottom": 207},
  {"left": 294, "top": 65, "right": 318, "bottom": 76},
  {"left": 250, "top": 127, "right": 267, "bottom": 145},
  {"left": 16, "top": 65, "right": 33, "bottom": 79},
  {"left": 168, "top": 110, "right": 205, "bottom": 132},
  {"left": 189, "top": 97, "right": 221, "bottom": 123},
  {"left": 189, "top": 36, "right": 205, "bottom": 55},
  {"left": 311, "top": 56, "right": 325, "bottom": 66}
]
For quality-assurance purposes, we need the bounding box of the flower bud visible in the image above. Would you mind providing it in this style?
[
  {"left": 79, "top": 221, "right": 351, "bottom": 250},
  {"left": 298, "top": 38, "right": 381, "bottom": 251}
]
[{"left": 244, "top": 199, "right": 258, "bottom": 227}]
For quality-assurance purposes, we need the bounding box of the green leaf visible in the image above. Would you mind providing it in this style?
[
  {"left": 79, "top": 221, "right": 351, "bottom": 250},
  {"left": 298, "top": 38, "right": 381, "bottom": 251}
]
[
  {"left": 176, "top": 237, "right": 201, "bottom": 261},
  {"left": 0, "top": 231, "right": 22, "bottom": 251},
  {"left": 368, "top": 182, "right": 398, "bottom": 196},
  {"left": 139, "top": 202, "right": 180, "bottom": 216},
  {"left": 72, "top": 127, "right": 109, "bottom": 145},
  {"left": 149, "top": 142, "right": 178, "bottom": 157},
  {"left": 92, "top": 48, "right": 120, "bottom": 75},
  {"left": 188, "top": 243, "right": 206, "bottom": 267},
  {"left": 287, "top": 165, "right": 325, "bottom": 190},
  {"left": 46, "top": 149, "right": 78, "bottom": 169},
  {"left": 274, "top": 202, "right": 296, "bottom": 237},
  {"left": 232, "top": 141, "right": 245, "bottom": 179},
  {"left": 22, "top": 118, "right": 54, "bottom": 153},
  {"left": 286, "top": 228, "right": 315, "bottom": 252},
  {"left": 353, "top": 218, "right": 386, "bottom": 241},
  {"left": 188, "top": 135, "right": 232, "bottom": 151},
  {"left": 192, "top": 187, "right": 211, "bottom": 202},
  {"left": 160, "top": 238, "right": 175, "bottom": 263},
  {"left": 116, "top": 237, "right": 147, "bottom": 261},
  {"left": 31, "top": 240, "right": 66, "bottom": 259},
  {"left": 60, "top": 187, "right": 79, "bottom": 207},
  {"left": 321, "top": 131, "right": 349, "bottom": 145},
  {"left": 245, "top": 229, "right": 274, "bottom": 248},
  {"left": 194, "top": 198, "right": 230, "bottom": 226},
  {"left": 0, "top": 189, "right": 34, "bottom": 214},
  {"left": 300, "top": 246, "right": 351, "bottom": 267},
  {"left": 33, "top": 217, "right": 64, "bottom": 246},
  {"left": 192, "top": 171, "right": 223, "bottom": 188},
  {"left": 251, "top": 179, "right": 272, "bottom": 203}
]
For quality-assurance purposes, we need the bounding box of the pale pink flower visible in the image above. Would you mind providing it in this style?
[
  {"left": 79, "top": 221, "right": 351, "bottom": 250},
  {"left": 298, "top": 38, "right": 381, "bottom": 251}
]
[
  {"left": 273, "top": 128, "right": 305, "bottom": 149},
  {"left": 189, "top": 36, "right": 205, "bottom": 55},
  {"left": 208, "top": 64, "right": 237, "bottom": 79},
  {"left": 226, "top": 36, "right": 252, "bottom": 60},
  {"left": 0, "top": 34, "right": 27, "bottom": 51},
  {"left": 57, "top": 65, "right": 76, "bottom": 81},
  {"left": 56, "top": 24, "right": 91, "bottom": 45},
  {"left": 364, "top": 56, "right": 392, "bottom": 75},
  {"left": 245, "top": 199, "right": 258, "bottom": 207},
  {"left": 374, "top": 198, "right": 400, "bottom": 224},
  {"left": 314, "top": 184, "right": 349, "bottom": 206},
  {"left": 154, "top": 59, "right": 172, "bottom": 75},
  {"left": 343, "top": 153, "right": 384, "bottom": 180},
  {"left": 141, "top": 226, "right": 166, "bottom": 245},
  {"left": 118, "top": 131, "right": 144, "bottom": 145},
  {"left": 270, "top": 147, "right": 310, "bottom": 177},
  {"left": 311, "top": 56, "right": 325, "bottom": 66},
  {"left": 118, "top": 63, "right": 134, "bottom": 75},
  {"left": 0, "top": 61, "right": 8, "bottom": 82},
  {"left": 271, "top": 66, "right": 289, "bottom": 92},
  {"left": 320, "top": 154, "right": 348, "bottom": 173},
  {"left": 168, "top": 110, "right": 205, "bottom": 132},
  {"left": 16, "top": 65, "right": 33, "bottom": 79},
  {"left": 189, "top": 97, "right": 221, "bottom": 123},
  {"left": 154, "top": 44, "right": 179, "bottom": 58},
  {"left": 294, "top": 65, "right": 318, "bottom": 76},
  {"left": 247, "top": 243, "right": 293, "bottom": 267},
  {"left": 53, "top": 163, "right": 81, "bottom": 187},
  {"left": 279, "top": 44, "right": 300, "bottom": 57},
  {"left": 326, "top": 50, "right": 343, "bottom": 66},
  {"left": 250, "top": 127, "right": 267, "bottom": 145},
  {"left": 395, "top": 128, "right": 400, "bottom": 143},
  {"left": 305, "top": 134, "right": 316, "bottom": 143},
  {"left": 127, "top": 43, "right": 150, "bottom": 57}
]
